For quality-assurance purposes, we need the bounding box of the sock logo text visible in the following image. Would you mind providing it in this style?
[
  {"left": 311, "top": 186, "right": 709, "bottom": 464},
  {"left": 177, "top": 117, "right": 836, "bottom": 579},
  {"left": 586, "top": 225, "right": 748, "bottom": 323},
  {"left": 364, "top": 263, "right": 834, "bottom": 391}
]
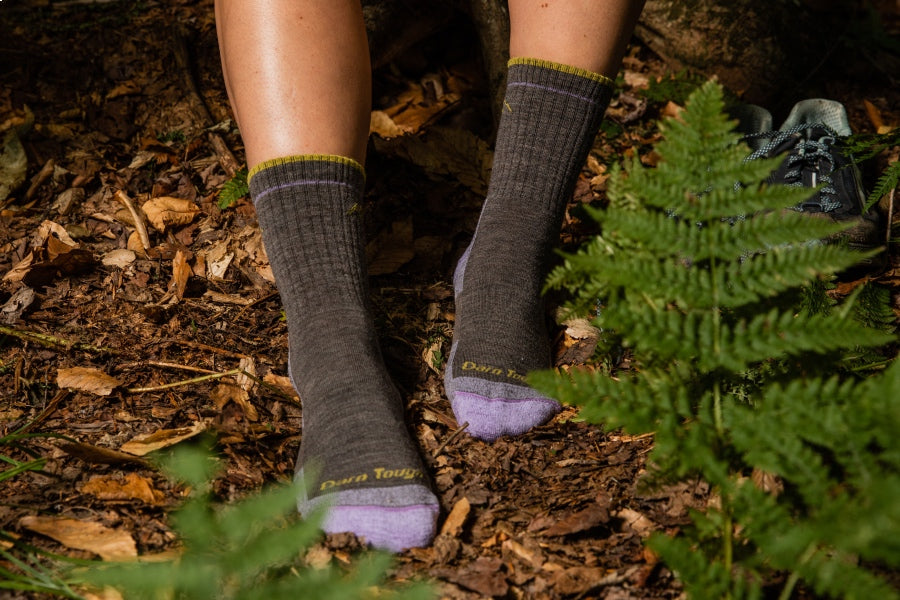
[
  {"left": 461, "top": 360, "right": 527, "bottom": 382},
  {"left": 319, "top": 467, "right": 425, "bottom": 491}
]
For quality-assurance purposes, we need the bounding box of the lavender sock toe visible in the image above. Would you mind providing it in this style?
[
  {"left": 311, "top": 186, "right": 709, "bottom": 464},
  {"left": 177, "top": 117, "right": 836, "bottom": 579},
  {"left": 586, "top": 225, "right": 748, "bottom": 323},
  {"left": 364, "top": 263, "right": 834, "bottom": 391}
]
[
  {"left": 445, "top": 342, "right": 560, "bottom": 441},
  {"left": 298, "top": 478, "right": 439, "bottom": 552}
]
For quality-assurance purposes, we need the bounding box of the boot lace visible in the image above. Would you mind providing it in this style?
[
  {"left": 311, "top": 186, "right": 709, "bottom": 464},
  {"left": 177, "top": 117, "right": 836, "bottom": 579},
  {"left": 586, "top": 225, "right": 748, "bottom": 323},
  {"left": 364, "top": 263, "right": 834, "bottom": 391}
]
[{"left": 744, "top": 124, "right": 841, "bottom": 212}]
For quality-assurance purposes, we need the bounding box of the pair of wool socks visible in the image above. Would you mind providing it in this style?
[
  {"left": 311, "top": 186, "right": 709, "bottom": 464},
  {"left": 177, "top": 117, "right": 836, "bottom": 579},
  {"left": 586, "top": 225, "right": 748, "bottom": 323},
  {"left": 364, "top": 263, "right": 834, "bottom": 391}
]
[{"left": 248, "top": 58, "right": 612, "bottom": 551}]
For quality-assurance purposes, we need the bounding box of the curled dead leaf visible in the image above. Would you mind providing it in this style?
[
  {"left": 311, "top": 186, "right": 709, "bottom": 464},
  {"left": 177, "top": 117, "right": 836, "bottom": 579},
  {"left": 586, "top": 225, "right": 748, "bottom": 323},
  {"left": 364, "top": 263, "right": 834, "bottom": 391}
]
[
  {"left": 57, "top": 367, "right": 121, "bottom": 396},
  {"left": 3, "top": 220, "right": 94, "bottom": 285},
  {"left": 119, "top": 421, "right": 207, "bottom": 456},
  {"left": 81, "top": 473, "right": 164, "bottom": 505},
  {"left": 141, "top": 196, "right": 200, "bottom": 232},
  {"left": 439, "top": 496, "right": 471, "bottom": 537},
  {"left": 169, "top": 249, "right": 192, "bottom": 300},
  {"left": 210, "top": 381, "right": 259, "bottom": 422},
  {"left": 20, "top": 515, "right": 137, "bottom": 561}
]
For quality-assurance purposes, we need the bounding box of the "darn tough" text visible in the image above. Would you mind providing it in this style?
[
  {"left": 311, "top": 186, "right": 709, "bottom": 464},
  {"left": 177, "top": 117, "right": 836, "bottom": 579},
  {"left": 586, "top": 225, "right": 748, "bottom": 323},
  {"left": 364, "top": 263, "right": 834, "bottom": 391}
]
[
  {"left": 319, "top": 467, "right": 425, "bottom": 491},
  {"left": 461, "top": 360, "right": 527, "bottom": 382}
]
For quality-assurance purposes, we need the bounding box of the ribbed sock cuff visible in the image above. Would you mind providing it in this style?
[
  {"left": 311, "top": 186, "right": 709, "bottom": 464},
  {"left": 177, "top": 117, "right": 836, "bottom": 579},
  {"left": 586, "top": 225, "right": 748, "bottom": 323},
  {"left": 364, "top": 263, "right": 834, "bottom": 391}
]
[{"left": 508, "top": 57, "right": 614, "bottom": 88}]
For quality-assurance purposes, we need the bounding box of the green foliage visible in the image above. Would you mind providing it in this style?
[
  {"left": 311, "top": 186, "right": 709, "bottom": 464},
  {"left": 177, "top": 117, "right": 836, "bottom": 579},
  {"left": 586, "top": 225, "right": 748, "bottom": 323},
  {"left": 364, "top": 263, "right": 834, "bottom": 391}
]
[
  {"left": 641, "top": 69, "right": 717, "bottom": 107},
  {"left": 534, "top": 81, "right": 899, "bottom": 598},
  {"left": 77, "top": 445, "right": 433, "bottom": 600},
  {"left": 158, "top": 129, "right": 187, "bottom": 144},
  {"left": 866, "top": 159, "right": 900, "bottom": 211},
  {"left": 218, "top": 168, "right": 249, "bottom": 210},
  {"left": 1, "top": 427, "right": 85, "bottom": 598},
  {"left": 842, "top": 128, "right": 900, "bottom": 210}
]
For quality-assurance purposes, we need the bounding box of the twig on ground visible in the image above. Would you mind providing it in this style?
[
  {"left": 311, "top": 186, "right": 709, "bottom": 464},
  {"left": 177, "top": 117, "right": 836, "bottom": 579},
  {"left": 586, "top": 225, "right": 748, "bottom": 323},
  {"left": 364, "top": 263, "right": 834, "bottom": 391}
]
[
  {"left": 25, "top": 159, "right": 55, "bottom": 201},
  {"left": 115, "top": 190, "right": 151, "bottom": 251},
  {"left": 18, "top": 390, "right": 70, "bottom": 434},
  {"left": 0, "top": 325, "right": 116, "bottom": 354},
  {"left": 433, "top": 422, "right": 469, "bottom": 457},
  {"left": 208, "top": 133, "right": 240, "bottom": 178},
  {"left": 127, "top": 368, "right": 243, "bottom": 394},
  {"left": 885, "top": 187, "right": 895, "bottom": 247},
  {"left": 177, "top": 340, "right": 247, "bottom": 359},
  {"left": 118, "top": 360, "right": 220, "bottom": 375}
]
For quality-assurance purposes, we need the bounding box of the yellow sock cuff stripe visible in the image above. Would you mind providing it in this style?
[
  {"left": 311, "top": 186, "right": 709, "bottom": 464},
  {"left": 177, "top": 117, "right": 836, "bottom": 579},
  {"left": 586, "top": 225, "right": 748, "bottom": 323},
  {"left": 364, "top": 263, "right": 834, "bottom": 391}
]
[
  {"left": 508, "top": 57, "right": 614, "bottom": 88},
  {"left": 248, "top": 154, "right": 365, "bottom": 184}
]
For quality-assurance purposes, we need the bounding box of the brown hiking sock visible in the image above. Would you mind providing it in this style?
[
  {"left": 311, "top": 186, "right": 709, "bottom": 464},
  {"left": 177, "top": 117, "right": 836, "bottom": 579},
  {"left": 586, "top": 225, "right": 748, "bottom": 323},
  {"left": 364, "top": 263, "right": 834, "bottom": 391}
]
[
  {"left": 249, "top": 155, "right": 439, "bottom": 551},
  {"left": 446, "top": 58, "right": 613, "bottom": 440}
]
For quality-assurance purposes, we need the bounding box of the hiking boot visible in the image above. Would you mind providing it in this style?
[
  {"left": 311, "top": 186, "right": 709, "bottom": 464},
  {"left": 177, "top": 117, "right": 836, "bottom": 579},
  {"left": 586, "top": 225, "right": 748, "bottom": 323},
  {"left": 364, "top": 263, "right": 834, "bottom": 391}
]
[{"left": 733, "top": 99, "right": 883, "bottom": 259}]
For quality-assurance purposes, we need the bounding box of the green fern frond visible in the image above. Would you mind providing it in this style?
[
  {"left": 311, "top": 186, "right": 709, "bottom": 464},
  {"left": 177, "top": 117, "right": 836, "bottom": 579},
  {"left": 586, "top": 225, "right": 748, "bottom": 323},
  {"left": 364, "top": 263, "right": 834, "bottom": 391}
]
[
  {"left": 534, "top": 79, "right": 899, "bottom": 598},
  {"left": 218, "top": 167, "right": 249, "bottom": 210},
  {"left": 866, "top": 160, "right": 899, "bottom": 210}
]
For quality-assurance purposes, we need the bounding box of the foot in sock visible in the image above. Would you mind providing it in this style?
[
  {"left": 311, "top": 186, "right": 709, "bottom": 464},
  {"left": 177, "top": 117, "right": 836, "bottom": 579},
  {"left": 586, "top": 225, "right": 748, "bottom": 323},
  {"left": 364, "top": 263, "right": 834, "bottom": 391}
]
[
  {"left": 249, "top": 156, "right": 439, "bottom": 552},
  {"left": 444, "top": 59, "right": 613, "bottom": 442}
]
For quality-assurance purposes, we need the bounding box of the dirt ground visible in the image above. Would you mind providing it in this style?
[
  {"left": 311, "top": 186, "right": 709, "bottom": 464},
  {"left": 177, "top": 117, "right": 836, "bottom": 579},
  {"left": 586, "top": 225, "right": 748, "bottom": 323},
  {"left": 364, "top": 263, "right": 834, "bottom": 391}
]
[{"left": 1, "top": 1, "right": 898, "bottom": 598}]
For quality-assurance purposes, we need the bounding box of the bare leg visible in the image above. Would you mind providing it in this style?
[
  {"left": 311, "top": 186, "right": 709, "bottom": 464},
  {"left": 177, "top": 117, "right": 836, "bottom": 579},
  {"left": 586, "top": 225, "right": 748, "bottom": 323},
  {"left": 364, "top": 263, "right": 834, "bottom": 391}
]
[
  {"left": 215, "top": 0, "right": 371, "bottom": 167},
  {"left": 509, "top": 0, "right": 646, "bottom": 78}
]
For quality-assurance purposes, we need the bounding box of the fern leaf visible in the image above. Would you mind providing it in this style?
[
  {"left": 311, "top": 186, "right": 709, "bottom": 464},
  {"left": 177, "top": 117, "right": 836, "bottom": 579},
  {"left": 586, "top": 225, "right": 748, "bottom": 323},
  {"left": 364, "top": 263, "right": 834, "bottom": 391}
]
[
  {"left": 865, "top": 151, "right": 900, "bottom": 210},
  {"left": 218, "top": 167, "right": 249, "bottom": 209}
]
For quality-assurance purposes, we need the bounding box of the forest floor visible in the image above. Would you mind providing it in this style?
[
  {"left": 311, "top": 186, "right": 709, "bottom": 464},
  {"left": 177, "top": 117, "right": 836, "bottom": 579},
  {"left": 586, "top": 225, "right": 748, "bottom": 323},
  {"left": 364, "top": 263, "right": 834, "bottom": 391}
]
[{"left": 0, "top": 1, "right": 898, "bottom": 598}]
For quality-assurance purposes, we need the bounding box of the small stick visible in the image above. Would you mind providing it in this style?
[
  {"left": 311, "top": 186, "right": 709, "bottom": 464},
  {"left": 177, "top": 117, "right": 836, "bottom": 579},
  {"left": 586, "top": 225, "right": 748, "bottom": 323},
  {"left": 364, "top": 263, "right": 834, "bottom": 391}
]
[
  {"left": 18, "top": 389, "right": 70, "bottom": 434},
  {"left": 115, "top": 190, "right": 151, "bottom": 251},
  {"left": 432, "top": 422, "right": 469, "bottom": 457},
  {"left": 118, "top": 360, "right": 220, "bottom": 375},
  {"left": 208, "top": 133, "right": 240, "bottom": 178},
  {"left": 885, "top": 187, "right": 895, "bottom": 247},
  {"left": 127, "top": 368, "right": 243, "bottom": 394},
  {"left": 0, "top": 325, "right": 116, "bottom": 354},
  {"left": 25, "top": 159, "right": 55, "bottom": 201},
  {"left": 178, "top": 339, "right": 247, "bottom": 359}
]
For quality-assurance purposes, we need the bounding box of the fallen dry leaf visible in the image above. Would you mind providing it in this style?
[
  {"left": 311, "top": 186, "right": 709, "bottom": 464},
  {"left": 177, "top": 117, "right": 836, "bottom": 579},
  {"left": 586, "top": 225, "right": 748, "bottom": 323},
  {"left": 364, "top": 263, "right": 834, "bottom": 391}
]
[
  {"left": 57, "top": 367, "right": 121, "bottom": 396},
  {"left": 81, "top": 473, "right": 163, "bottom": 505},
  {"left": 502, "top": 538, "right": 544, "bottom": 569},
  {"left": 373, "top": 126, "right": 492, "bottom": 196},
  {"left": 3, "top": 220, "right": 94, "bottom": 285},
  {"left": 201, "top": 239, "right": 233, "bottom": 279},
  {"left": 169, "top": 249, "right": 192, "bottom": 300},
  {"left": 441, "top": 556, "right": 508, "bottom": 597},
  {"left": 119, "top": 421, "right": 207, "bottom": 456},
  {"left": 370, "top": 110, "right": 405, "bottom": 139},
  {"left": 543, "top": 498, "right": 610, "bottom": 537},
  {"left": 20, "top": 515, "right": 137, "bottom": 561},
  {"left": 101, "top": 248, "right": 136, "bottom": 268},
  {"left": 262, "top": 373, "right": 297, "bottom": 399},
  {"left": 57, "top": 441, "right": 150, "bottom": 466},
  {"left": 210, "top": 381, "right": 259, "bottom": 422},
  {"left": 440, "top": 496, "right": 471, "bottom": 537},
  {"left": 1, "top": 285, "right": 35, "bottom": 324},
  {"left": 615, "top": 507, "right": 656, "bottom": 538},
  {"left": 549, "top": 566, "right": 621, "bottom": 596},
  {"left": 141, "top": 196, "right": 200, "bottom": 232}
]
